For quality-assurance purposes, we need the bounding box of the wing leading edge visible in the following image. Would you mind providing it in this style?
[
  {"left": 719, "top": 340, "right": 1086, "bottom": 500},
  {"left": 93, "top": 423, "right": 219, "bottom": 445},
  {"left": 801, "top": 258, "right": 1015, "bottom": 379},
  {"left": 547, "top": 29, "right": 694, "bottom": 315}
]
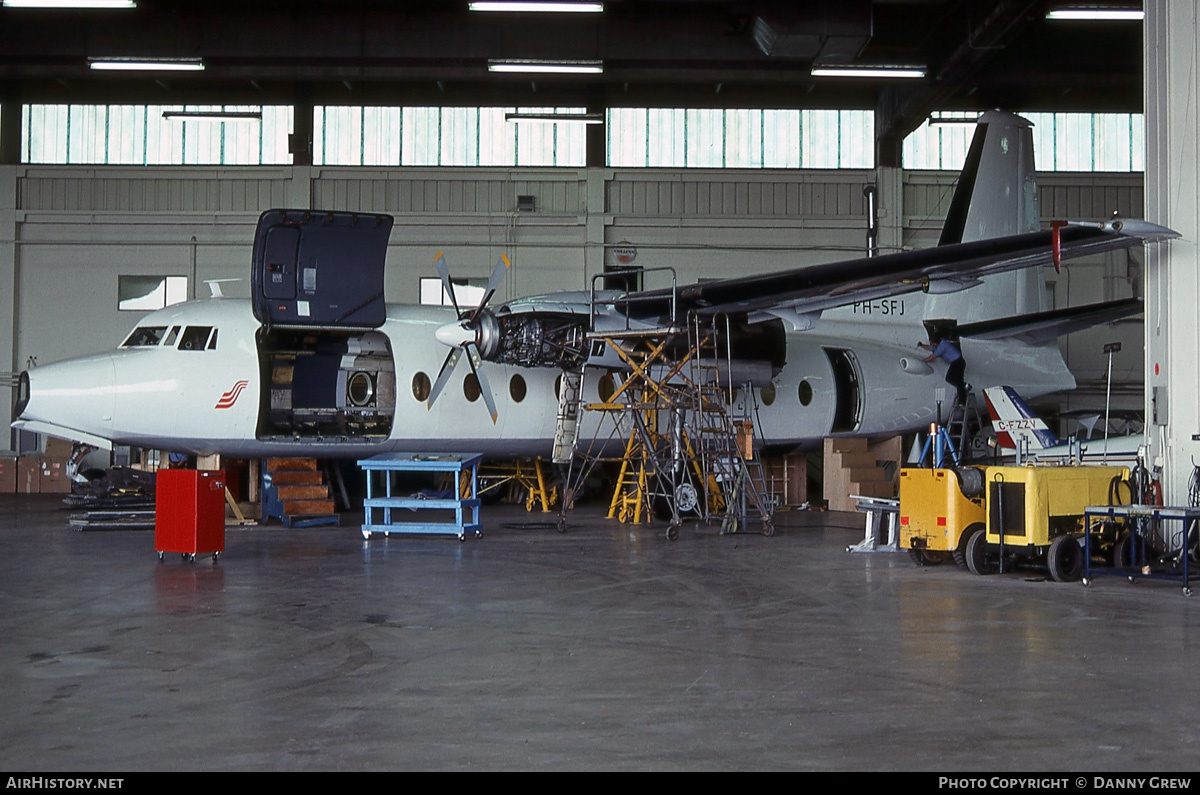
[{"left": 612, "top": 221, "right": 1177, "bottom": 322}]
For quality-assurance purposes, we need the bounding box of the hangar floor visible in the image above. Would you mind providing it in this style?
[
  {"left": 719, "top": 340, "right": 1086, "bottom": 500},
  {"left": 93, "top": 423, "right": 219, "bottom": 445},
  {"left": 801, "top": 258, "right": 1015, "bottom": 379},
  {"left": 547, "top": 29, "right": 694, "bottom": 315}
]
[{"left": 1, "top": 493, "right": 1197, "bottom": 772}]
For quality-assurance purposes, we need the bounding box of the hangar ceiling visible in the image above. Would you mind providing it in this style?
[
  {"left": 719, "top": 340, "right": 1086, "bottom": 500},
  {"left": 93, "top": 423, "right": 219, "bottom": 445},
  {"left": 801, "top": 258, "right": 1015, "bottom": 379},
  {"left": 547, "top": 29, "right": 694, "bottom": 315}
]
[{"left": 0, "top": 0, "right": 1144, "bottom": 159}]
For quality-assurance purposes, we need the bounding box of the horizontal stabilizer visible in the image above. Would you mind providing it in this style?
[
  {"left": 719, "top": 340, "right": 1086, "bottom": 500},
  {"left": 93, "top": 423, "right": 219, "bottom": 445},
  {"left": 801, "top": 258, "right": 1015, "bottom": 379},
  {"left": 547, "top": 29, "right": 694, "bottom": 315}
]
[{"left": 957, "top": 297, "right": 1143, "bottom": 344}]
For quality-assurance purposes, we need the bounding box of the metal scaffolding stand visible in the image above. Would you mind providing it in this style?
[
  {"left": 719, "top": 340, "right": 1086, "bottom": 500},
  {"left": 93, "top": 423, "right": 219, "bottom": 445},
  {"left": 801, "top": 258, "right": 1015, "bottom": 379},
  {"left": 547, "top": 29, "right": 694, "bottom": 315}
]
[{"left": 555, "top": 310, "right": 774, "bottom": 541}]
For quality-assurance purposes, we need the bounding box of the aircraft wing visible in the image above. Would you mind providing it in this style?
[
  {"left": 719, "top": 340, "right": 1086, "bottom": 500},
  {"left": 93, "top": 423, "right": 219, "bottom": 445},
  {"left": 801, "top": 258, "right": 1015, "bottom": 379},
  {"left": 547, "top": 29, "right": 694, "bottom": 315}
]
[
  {"left": 613, "top": 221, "right": 1177, "bottom": 321},
  {"left": 957, "top": 297, "right": 1143, "bottom": 344}
]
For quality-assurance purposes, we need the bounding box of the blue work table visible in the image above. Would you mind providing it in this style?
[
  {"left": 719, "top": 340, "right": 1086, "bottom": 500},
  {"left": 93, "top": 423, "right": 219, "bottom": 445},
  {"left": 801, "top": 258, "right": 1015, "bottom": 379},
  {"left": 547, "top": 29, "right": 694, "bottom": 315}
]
[{"left": 358, "top": 452, "right": 483, "bottom": 541}]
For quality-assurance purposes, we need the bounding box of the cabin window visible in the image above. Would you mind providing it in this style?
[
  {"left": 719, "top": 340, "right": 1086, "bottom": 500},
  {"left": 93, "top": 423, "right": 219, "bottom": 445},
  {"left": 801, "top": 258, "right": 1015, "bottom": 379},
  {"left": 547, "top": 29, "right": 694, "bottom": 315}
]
[
  {"left": 509, "top": 374, "right": 527, "bottom": 403},
  {"left": 412, "top": 372, "right": 431, "bottom": 402},
  {"left": 121, "top": 326, "right": 168, "bottom": 347},
  {"left": 179, "top": 326, "right": 213, "bottom": 351}
]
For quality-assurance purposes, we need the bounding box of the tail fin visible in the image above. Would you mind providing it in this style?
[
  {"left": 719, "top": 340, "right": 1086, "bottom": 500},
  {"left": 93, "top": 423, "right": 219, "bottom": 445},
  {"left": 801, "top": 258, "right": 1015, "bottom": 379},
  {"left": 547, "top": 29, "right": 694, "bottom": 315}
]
[
  {"left": 982, "top": 385, "right": 1062, "bottom": 450},
  {"left": 927, "top": 111, "right": 1045, "bottom": 321},
  {"left": 939, "top": 111, "right": 1040, "bottom": 245}
]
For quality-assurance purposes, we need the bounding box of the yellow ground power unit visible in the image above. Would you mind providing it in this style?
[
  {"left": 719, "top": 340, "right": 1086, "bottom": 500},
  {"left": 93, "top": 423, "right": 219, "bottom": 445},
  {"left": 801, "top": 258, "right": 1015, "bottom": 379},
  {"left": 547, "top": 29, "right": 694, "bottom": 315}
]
[
  {"left": 965, "top": 464, "right": 1130, "bottom": 582},
  {"left": 899, "top": 467, "right": 986, "bottom": 567}
]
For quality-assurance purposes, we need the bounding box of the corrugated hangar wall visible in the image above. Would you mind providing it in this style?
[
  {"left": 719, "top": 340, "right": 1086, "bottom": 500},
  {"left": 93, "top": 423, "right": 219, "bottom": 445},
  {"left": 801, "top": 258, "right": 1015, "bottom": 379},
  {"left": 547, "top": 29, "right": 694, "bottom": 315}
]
[{"left": 0, "top": 164, "right": 1146, "bottom": 434}]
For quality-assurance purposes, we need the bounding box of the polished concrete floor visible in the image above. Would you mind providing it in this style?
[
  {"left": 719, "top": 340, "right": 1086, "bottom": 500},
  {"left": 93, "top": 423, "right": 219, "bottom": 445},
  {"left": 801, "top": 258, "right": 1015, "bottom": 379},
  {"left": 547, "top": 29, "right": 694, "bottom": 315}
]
[{"left": 1, "top": 492, "right": 1198, "bottom": 772}]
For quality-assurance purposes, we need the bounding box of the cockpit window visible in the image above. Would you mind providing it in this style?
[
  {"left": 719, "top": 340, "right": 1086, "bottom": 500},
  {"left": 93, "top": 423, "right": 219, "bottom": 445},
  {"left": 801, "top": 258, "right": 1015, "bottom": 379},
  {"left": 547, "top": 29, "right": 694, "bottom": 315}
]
[
  {"left": 179, "top": 326, "right": 213, "bottom": 351},
  {"left": 121, "top": 326, "right": 168, "bottom": 347},
  {"left": 164, "top": 326, "right": 180, "bottom": 346},
  {"left": 207, "top": 329, "right": 218, "bottom": 350}
]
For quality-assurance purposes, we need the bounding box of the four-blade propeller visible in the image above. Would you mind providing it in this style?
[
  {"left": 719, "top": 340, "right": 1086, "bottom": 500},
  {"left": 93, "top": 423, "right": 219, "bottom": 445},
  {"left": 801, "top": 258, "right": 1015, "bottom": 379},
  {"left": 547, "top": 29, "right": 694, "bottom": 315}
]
[{"left": 427, "top": 251, "right": 510, "bottom": 423}]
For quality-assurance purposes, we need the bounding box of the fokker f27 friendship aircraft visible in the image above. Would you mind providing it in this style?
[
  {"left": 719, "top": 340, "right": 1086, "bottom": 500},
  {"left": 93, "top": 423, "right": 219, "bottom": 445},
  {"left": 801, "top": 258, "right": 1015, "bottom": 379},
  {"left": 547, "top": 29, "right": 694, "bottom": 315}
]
[{"left": 11, "top": 112, "right": 1177, "bottom": 460}]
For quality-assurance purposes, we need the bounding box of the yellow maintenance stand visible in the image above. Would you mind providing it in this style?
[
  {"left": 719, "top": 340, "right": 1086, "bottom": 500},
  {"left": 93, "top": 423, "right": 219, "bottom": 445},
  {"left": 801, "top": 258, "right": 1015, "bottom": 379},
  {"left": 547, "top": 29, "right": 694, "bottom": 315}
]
[{"left": 898, "top": 467, "right": 986, "bottom": 567}]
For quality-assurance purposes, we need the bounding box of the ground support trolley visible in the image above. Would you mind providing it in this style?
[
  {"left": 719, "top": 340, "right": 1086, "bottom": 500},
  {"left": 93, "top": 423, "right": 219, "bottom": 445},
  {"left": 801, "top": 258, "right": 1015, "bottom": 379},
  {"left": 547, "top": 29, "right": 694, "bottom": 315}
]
[
  {"left": 1083, "top": 504, "right": 1200, "bottom": 595},
  {"left": 359, "top": 452, "right": 483, "bottom": 541}
]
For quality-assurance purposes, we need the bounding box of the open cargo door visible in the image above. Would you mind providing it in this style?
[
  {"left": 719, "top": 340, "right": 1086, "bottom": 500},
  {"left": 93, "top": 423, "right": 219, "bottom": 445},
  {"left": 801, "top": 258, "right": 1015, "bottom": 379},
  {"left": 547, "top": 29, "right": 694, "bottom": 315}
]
[{"left": 251, "top": 210, "right": 393, "bottom": 328}]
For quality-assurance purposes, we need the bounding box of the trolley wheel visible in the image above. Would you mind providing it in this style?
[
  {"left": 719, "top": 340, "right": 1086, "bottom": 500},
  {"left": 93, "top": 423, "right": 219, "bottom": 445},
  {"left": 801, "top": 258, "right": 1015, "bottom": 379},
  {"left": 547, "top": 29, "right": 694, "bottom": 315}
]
[
  {"left": 761, "top": 520, "right": 775, "bottom": 537},
  {"left": 666, "top": 523, "right": 680, "bottom": 541},
  {"left": 1047, "top": 534, "right": 1085, "bottom": 583},
  {"left": 181, "top": 553, "right": 187, "bottom": 561},
  {"left": 475, "top": 530, "right": 482, "bottom": 538},
  {"left": 157, "top": 551, "right": 164, "bottom": 561},
  {"left": 557, "top": 516, "right": 567, "bottom": 534},
  {"left": 361, "top": 529, "right": 371, "bottom": 540},
  {"left": 1082, "top": 577, "right": 1091, "bottom": 587},
  {"left": 187, "top": 553, "right": 196, "bottom": 563},
  {"left": 965, "top": 527, "right": 998, "bottom": 575},
  {"left": 458, "top": 534, "right": 465, "bottom": 543},
  {"left": 212, "top": 552, "right": 220, "bottom": 564}
]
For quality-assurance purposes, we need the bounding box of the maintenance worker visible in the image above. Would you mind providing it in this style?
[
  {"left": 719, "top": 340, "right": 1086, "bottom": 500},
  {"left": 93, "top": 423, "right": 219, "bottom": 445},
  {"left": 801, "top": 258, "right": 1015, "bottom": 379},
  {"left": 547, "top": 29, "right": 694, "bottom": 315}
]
[{"left": 918, "top": 334, "right": 968, "bottom": 406}]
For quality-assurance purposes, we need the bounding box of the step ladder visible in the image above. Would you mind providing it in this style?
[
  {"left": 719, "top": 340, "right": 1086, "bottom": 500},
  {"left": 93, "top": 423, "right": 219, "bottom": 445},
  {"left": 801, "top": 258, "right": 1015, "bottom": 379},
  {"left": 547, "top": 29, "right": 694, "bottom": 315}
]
[{"left": 686, "top": 314, "right": 774, "bottom": 536}]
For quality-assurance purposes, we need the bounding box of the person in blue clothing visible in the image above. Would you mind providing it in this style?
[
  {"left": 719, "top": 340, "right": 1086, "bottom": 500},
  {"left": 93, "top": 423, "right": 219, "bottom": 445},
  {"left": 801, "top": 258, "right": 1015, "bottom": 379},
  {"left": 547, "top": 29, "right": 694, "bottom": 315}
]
[{"left": 918, "top": 333, "right": 968, "bottom": 406}]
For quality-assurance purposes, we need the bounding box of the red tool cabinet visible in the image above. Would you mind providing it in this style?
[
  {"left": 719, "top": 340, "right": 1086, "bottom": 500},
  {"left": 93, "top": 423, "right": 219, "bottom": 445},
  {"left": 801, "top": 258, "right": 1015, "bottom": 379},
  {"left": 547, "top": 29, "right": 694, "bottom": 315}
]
[{"left": 155, "top": 469, "right": 226, "bottom": 562}]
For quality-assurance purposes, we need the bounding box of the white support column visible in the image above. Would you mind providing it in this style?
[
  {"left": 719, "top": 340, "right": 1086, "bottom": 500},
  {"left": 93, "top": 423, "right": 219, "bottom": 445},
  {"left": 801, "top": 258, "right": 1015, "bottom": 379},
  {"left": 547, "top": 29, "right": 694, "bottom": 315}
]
[
  {"left": 1144, "top": 0, "right": 1200, "bottom": 503},
  {"left": 1, "top": 165, "right": 16, "bottom": 445}
]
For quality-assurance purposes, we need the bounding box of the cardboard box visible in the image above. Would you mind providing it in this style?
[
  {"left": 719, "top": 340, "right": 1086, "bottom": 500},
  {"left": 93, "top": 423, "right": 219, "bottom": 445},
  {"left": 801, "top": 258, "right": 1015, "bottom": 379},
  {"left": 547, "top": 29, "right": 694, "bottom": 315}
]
[
  {"left": 18, "top": 455, "right": 42, "bottom": 494},
  {"left": 39, "top": 457, "right": 72, "bottom": 494},
  {"left": 43, "top": 437, "right": 74, "bottom": 458},
  {"left": 0, "top": 455, "right": 16, "bottom": 494}
]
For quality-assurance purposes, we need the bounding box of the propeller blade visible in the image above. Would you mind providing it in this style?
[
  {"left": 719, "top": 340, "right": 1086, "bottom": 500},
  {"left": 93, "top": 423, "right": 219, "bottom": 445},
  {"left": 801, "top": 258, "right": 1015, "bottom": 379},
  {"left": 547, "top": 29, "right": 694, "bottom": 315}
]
[
  {"left": 433, "top": 250, "right": 462, "bottom": 316},
  {"left": 466, "top": 344, "right": 498, "bottom": 424},
  {"left": 472, "top": 253, "right": 510, "bottom": 320},
  {"left": 426, "top": 346, "right": 462, "bottom": 409}
]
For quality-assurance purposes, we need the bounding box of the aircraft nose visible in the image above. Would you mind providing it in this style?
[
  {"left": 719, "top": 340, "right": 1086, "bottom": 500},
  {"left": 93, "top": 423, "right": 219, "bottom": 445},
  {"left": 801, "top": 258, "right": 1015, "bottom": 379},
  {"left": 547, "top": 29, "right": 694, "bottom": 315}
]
[{"left": 17, "top": 355, "right": 116, "bottom": 437}]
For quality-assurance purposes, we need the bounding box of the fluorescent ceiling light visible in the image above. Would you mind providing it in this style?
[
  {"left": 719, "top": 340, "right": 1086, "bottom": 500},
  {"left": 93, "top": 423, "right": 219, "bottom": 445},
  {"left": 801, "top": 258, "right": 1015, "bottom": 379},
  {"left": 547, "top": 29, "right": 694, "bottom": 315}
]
[
  {"left": 470, "top": 2, "right": 603, "bottom": 11},
  {"left": 506, "top": 112, "right": 603, "bottom": 124},
  {"left": 90, "top": 57, "right": 205, "bottom": 71},
  {"left": 3, "top": 0, "right": 135, "bottom": 7},
  {"left": 1046, "top": 8, "right": 1144, "bottom": 20},
  {"left": 489, "top": 59, "right": 603, "bottom": 74},
  {"left": 928, "top": 111, "right": 977, "bottom": 125},
  {"left": 811, "top": 65, "right": 926, "bottom": 79},
  {"left": 162, "top": 111, "right": 262, "bottom": 121}
]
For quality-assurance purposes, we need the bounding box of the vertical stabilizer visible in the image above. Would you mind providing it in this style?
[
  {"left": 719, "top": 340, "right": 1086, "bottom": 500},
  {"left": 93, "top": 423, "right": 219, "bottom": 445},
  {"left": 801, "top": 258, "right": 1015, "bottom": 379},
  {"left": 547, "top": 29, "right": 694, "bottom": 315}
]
[
  {"left": 982, "top": 386, "right": 1062, "bottom": 450},
  {"left": 928, "top": 111, "right": 1045, "bottom": 321}
]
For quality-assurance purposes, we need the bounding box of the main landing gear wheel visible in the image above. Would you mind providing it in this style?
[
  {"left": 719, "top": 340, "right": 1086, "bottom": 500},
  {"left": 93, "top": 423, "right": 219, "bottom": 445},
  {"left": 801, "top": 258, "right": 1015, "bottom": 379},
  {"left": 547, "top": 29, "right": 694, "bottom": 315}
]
[{"left": 1047, "top": 534, "right": 1085, "bottom": 583}]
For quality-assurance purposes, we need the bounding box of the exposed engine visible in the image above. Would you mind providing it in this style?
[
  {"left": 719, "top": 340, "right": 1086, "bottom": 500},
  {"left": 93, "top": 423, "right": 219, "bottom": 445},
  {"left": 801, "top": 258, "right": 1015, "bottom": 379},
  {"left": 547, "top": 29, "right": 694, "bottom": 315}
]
[{"left": 490, "top": 313, "right": 588, "bottom": 370}]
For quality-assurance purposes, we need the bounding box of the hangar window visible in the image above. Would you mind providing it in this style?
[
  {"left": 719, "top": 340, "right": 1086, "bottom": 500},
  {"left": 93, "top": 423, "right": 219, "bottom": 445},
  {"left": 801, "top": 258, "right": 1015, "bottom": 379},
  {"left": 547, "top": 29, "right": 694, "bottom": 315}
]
[
  {"left": 419, "top": 276, "right": 487, "bottom": 307},
  {"left": 607, "top": 109, "right": 873, "bottom": 168},
  {"left": 22, "top": 104, "right": 293, "bottom": 165},
  {"left": 118, "top": 276, "right": 188, "bottom": 311},
  {"left": 312, "top": 106, "right": 587, "bottom": 167},
  {"left": 903, "top": 112, "right": 1144, "bottom": 172}
]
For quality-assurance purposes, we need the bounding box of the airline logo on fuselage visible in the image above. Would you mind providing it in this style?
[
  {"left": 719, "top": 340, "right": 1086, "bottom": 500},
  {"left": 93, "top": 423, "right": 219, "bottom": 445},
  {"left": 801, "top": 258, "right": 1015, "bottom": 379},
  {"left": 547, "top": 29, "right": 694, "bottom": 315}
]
[{"left": 215, "top": 380, "right": 249, "bottom": 409}]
